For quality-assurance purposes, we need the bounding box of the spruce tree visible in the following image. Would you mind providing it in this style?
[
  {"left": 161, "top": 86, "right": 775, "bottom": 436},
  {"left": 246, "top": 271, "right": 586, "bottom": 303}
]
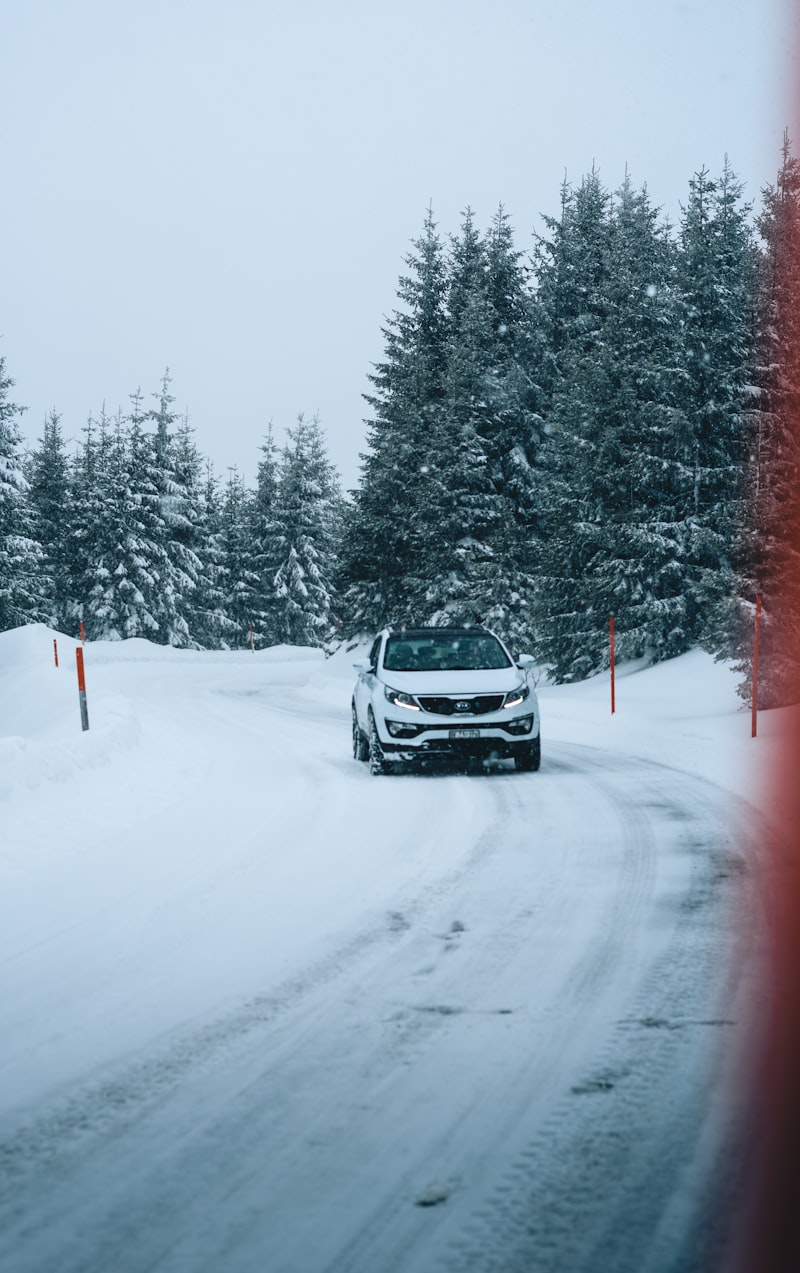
[
  {"left": 148, "top": 373, "right": 204, "bottom": 647},
  {"left": 677, "top": 161, "right": 755, "bottom": 651},
  {"left": 73, "top": 394, "right": 181, "bottom": 643},
  {"left": 273, "top": 414, "right": 341, "bottom": 646},
  {"left": 65, "top": 412, "right": 106, "bottom": 638},
  {"left": 0, "top": 356, "right": 48, "bottom": 631},
  {"left": 132, "top": 380, "right": 186, "bottom": 646},
  {"left": 533, "top": 171, "right": 617, "bottom": 679},
  {"left": 26, "top": 409, "right": 71, "bottom": 630},
  {"left": 482, "top": 204, "right": 546, "bottom": 489},
  {"left": 82, "top": 409, "right": 162, "bottom": 640},
  {"left": 249, "top": 424, "right": 282, "bottom": 647},
  {"left": 339, "top": 207, "right": 449, "bottom": 632},
  {"left": 479, "top": 206, "right": 548, "bottom": 645},
  {"left": 217, "top": 468, "right": 258, "bottom": 647},
  {"left": 168, "top": 411, "right": 206, "bottom": 647},
  {"left": 534, "top": 173, "right": 694, "bottom": 679},
  {"left": 191, "top": 463, "right": 238, "bottom": 649},
  {"left": 409, "top": 213, "right": 501, "bottom": 627},
  {"left": 588, "top": 177, "right": 693, "bottom": 665},
  {"left": 736, "top": 136, "right": 800, "bottom": 706}
]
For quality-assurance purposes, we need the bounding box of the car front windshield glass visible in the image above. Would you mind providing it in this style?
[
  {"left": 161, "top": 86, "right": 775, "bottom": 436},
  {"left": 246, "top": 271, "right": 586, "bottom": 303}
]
[{"left": 383, "top": 633, "right": 511, "bottom": 672}]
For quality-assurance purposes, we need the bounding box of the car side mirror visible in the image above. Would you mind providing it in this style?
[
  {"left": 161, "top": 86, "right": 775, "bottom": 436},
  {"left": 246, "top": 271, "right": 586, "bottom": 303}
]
[
  {"left": 353, "top": 658, "right": 371, "bottom": 673},
  {"left": 516, "top": 653, "right": 536, "bottom": 669}
]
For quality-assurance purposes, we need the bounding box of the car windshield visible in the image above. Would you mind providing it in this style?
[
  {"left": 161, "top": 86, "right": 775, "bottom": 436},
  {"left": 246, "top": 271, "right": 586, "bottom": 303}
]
[{"left": 383, "top": 633, "right": 512, "bottom": 672}]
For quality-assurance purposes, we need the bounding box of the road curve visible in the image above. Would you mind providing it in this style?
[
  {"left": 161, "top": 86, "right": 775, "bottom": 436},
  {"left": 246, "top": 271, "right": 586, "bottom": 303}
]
[{"left": 0, "top": 721, "right": 765, "bottom": 1273}]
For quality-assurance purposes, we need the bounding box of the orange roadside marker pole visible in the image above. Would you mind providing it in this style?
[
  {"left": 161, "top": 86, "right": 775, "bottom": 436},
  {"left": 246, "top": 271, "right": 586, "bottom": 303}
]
[
  {"left": 76, "top": 647, "right": 90, "bottom": 731},
  {"left": 751, "top": 593, "right": 762, "bottom": 739},
  {"left": 610, "top": 614, "right": 616, "bottom": 715}
]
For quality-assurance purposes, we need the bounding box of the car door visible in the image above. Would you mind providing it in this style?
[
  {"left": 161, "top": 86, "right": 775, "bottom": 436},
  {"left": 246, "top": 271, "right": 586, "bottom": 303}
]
[{"left": 355, "top": 635, "right": 382, "bottom": 728}]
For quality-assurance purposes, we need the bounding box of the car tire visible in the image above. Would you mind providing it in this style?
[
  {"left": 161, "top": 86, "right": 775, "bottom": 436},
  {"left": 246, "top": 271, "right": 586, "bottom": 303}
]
[
  {"left": 368, "top": 712, "right": 391, "bottom": 775},
  {"left": 515, "top": 734, "right": 541, "bottom": 772},
  {"left": 352, "top": 704, "right": 369, "bottom": 761}
]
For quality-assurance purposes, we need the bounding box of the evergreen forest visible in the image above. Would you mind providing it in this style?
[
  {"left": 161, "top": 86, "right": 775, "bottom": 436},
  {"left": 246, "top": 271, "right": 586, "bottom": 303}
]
[{"left": 2, "top": 146, "right": 799, "bottom": 704}]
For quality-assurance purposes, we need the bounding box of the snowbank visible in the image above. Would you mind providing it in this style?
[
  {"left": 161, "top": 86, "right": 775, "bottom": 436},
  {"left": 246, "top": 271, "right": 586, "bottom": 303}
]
[
  {"left": 1, "top": 625, "right": 772, "bottom": 811},
  {"left": 538, "top": 648, "right": 768, "bottom": 806}
]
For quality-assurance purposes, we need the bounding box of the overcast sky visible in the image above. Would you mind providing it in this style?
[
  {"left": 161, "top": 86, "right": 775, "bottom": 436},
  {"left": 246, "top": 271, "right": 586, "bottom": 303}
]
[{"left": 1, "top": 0, "right": 794, "bottom": 491}]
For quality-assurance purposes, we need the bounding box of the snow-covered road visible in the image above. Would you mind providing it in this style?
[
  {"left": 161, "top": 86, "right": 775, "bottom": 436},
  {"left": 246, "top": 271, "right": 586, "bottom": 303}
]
[{"left": 0, "top": 629, "right": 770, "bottom": 1272}]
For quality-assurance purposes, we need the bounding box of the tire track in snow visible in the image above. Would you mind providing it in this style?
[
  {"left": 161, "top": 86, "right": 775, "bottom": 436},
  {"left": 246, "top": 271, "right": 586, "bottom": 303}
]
[
  {"left": 0, "top": 744, "right": 765, "bottom": 1273},
  {"left": 419, "top": 753, "right": 765, "bottom": 1273},
  {"left": 313, "top": 751, "right": 671, "bottom": 1273}
]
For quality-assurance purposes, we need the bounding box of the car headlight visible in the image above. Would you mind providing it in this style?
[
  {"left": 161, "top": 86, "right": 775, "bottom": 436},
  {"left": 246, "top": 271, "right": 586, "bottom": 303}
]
[
  {"left": 384, "top": 686, "right": 421, "bottom": 711},
  {"left": 503, "top": 683, "right": 530, "bottom": 709}
]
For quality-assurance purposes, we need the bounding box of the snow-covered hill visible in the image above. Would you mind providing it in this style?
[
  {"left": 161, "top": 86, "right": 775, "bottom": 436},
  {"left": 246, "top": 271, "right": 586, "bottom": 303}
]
[{"left": 0, "top": 625, "right": 774, "bottom": 1273}]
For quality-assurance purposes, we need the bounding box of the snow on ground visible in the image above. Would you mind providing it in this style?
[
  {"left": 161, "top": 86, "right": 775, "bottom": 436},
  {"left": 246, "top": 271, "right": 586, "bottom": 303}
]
[
  {"left": 0, "top": 625, "right": 776, "bottom": 1273},
  {"left": 1, "top": 628, "right": 494, "bottom": 1106},
  {"left": 538, "top": 647, "right": 768, "bottom": 800}
]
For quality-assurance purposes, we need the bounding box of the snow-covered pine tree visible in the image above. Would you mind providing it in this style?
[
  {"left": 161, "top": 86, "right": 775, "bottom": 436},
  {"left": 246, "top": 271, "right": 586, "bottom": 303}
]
[
  {"left": 482, "top": 204, "right": 547, "bottom": 488},
  {"left": 338, "top": 207, "right": 449, "bottom": 633},
  {"left": 409, "top": 206, "right": 547, "bottom": 647},
  {"left": 273, "top": 414, "right": 341, "bottom": 647},
  {"left": 0, "top": 356, "right": 48, "bottom": 631},
  {"left": 586, "top": 177, "right": 695, "bottom": 662},
  {"left": 167, "top": 411, "right": 206, "bottom": 647},
  {"left": 65, "top": 412, "right": 106, "bottom": 638},
  {"left": 478, "top": 206, "right": 548, "bottom": 646},
  {"left": 534, "top": 172, "right": 693, "bottom": 679},
  {"left": 532, "top": 170, "right": 616, "bottom": 679},
  {"left": 26, "top": 408, "right": 71, "bottom": 631},
  {"left": 407, "top": 210, "right": 502, "bottom": 628},
  {"left": 123, "top": 393, "right": 177, "bottom": 639},
  {"left": 736, "top": 136, "right": 800, "bottom": 706},
  {"left": 446, "top": 205, "right": 486, "bottom": 331},
  {"left": 75, "top": 391, "right": 184, "bottom": 643},
  {"left": 148, "top": 372, "right": 204, "bottom": 647},
  {"left": 81, "top": 407, "right": 163, "bottom": 640},
  {"left": 676, "top": 161, "right": 755, "bottom": 652},
  {"left": 190, "top": 462, "right": 238, "bottom": 649},
  {"left": 217, "top": 467, "right": 258, "bottom": 647},
  {"left": 249, "top": 424, "right": 282, "bottom": 647}
]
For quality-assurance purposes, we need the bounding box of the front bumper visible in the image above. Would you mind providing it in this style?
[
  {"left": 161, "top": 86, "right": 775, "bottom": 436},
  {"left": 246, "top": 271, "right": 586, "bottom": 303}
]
[
  {"left": 377, "top": 713, "right": 539, "bottom": 761},
  {"left": 380, "top": 735, "right": 538, "bottom": 763}
]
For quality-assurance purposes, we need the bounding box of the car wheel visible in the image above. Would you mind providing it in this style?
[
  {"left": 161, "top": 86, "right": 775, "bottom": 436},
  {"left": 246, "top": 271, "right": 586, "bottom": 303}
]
[
  {"left": 352, "top": 704, "right": 369, "bottom": 761},
  {"left": 368, "top": 712, "right": 391, "bottom": 775},
  {"left": 515, "top": 734, "right": 541, "bottom": 772}
]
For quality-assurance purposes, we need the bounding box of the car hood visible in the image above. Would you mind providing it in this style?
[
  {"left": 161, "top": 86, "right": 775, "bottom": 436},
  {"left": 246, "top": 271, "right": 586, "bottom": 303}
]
[{"left": 379, "top": 667, "right": 525, "bottom": 695}]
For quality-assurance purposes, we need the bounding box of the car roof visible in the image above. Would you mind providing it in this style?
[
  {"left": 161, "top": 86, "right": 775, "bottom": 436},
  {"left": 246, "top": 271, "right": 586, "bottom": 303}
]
[{"left": 384, "top": 626, "right": 489, "bottom": 638}]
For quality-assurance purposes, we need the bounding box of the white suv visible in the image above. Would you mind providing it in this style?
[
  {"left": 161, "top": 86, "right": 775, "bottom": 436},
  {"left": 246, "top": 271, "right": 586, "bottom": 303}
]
[{"left": 352, "top": 626, "right": 541, "bottom": 774}]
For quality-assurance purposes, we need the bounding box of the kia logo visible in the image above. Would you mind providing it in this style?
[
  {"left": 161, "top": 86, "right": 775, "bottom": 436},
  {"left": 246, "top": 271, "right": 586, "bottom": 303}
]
[{"left": 455, "top": 700, "right": 471, "bottom": 711}]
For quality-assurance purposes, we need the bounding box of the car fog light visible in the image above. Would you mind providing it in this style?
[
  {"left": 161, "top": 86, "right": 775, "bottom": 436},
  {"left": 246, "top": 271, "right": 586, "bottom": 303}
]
[
  {"left": 386, "top": 719, "right": 421, "bottom": 738},
  {"left": 506, "top": 714, "right": 534, "bottom": 735}
]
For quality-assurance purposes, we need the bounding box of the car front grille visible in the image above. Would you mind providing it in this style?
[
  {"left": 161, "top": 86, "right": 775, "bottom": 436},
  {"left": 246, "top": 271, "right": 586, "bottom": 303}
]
[{"left": 417, "top": 694, "right": 505, "bottom": 716}]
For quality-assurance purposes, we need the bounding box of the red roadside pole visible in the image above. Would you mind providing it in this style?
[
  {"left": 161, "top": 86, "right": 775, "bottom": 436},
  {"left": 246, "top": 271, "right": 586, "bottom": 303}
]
[
  {"left": 609, "top": 615, "right": 616, "bottom": 715},
  {"left": 53, "top": 639, "right": 59, "bottom": 668},
  {"left": 76, "top": 647, "right": 90, "bottom": 731},
  {"left": 79, "top": 620, "right": 85, "bottom": 645},
  {"left": 751, "top": 593, "right": 762, "bottom": 739}
]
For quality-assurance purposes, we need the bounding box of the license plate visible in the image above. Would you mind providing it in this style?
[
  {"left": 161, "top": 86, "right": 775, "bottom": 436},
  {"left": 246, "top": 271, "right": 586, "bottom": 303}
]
[{"left": 450, "top": 728, "right": 479, "bottom": 739}]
